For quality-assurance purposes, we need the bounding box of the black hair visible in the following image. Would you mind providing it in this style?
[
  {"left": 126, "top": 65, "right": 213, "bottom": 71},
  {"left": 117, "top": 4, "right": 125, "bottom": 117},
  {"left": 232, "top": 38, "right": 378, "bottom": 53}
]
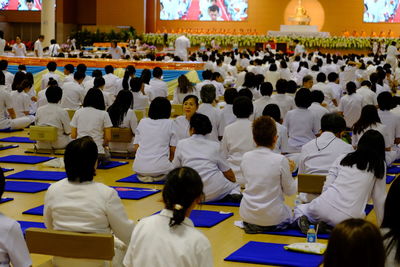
[
  {"left": 0, "top": 31, "right": 3, "bottom": 39},
  {"left": 11, "top": 71, "right": 27, "bottom": 91},
  {"left": 260, "top": 82, "right": 273, "bottom": 96},
  {"left": 243, "top": 72, "right": 256, "bottom": 88},
  {"left": 107, "top": 90, "right": 133, "bottom": 127},
  {"left": 0, "top": 70, "right": 4, "bottom": 85},
  {"left": 47, "top": 77, "right": 58, "bottom": 87},
  {"left": 287, "top": 80, "right": 298, "bottom": 94},
  {"left": 17, "top": 79, "right": 30, "bottom": 93},
  {"left": 163, "top": 167, "right": 203, "bottom": 227},
  {"left": 361, "top": 80, "right": 371, "bottom": 87},
  {"left": 341, "top": 129, "right": 385, "bottom": 179},
  {"left": 148, "top": 97, "right": 171, "bottom": 119},
  {"left": 233, "top": 96, "right": 253, "bottom": 118},
  {"left": 346, "top": 82, "right": 357, "bottom": 95},
  {"left": 381, "top": 178, "right": 400, "bottom": 263},
  {"left": 104, "top": 65, "right": 114, "bottom": 74},
  {"left": 295, "top": 88, "right": 312, "bottom": 108},
  {"left": 238, "top": 88, "right": 253, "bottom": 100},
  {"left": 45, "top": 86, "right": 63, "bottom": 103},
  {"left": 377, "top": 91, "right": 393, "bottom": 111},
  {"left": 269, "top": 63, "right": 277, "bottom": 72},
  {"left": 183, "top": 94, "right": 199, "bottom": 106},
  {"left": 190, "top": 113, "right": 212, "bottom": 135},
  {"left": 276, "top": 79, "right": 287, "bottom": 94},
  {"left": 25, "top": 72, "right": 33, "bottom": 88},
  {"left": 370, "top": 73, "right": 379, "bottom": 93},
  {"left": 122, "top": 65, "right": 136, "bottom": 90},
  {"left": 140, "top": 69, "right": 151, "bottom": 84},
  {"left": 153, "top": 67, "right": 163, "bottom": 78},
  {"left": 46, "top": 61, "right": 57, "bottom": 72},
  {"left": 76, "top": 63, "right": 87, "bottom": 74},
  {"left": 91, "top": 69, "right": 102, "bottom": 78},
  {"left": 224, "top": 88, "right": 238, "bottom": 105},
  {"left": 0, "top": 60, "right": 8, "bottom": 71},
  {"left": 130, "top": 77, "right": 143, "bottom": 93},
  {"left": 311, "top": 90, "right": 325, "bottom": 104},
  {"left": 328, "top": 72, "right": 339, "bottom": 82},
  {"left": 317, "top": 72, "right": 327, "bottom": 83},
  {"left": 83, "top": 88, "right": 106, "bottom": 111},
  {"left": 202, "top": 70, "right": 213, "bottom": 80},
  {"left": 200, "top": 84, "right": 216, "bottom": 103},
  {"left": 50, "top": 39, "right": 56, "bottom": 45},
  {"left": 321, "top": 113, "right": 346, "bottom": 134},
  {"left": 64, "top": 136, "right": 98, "bottom": 183},
  {"left": 18, "top": 64, "right": 26, "bottom": 71},
  {"left": 93, "top": 77, "right": 105, "bottom": 89},
  {"left": 74, "top": 71, "right": 86, "bottom": 81},
  {"left": 263, "top": 104, "right": 281, "bottom": 122},
  {"left": 64, "top": 64, "right": 74, "bottom": 74},
  {"left": 353, "top": 105, "right": 381, "bottom": 135},
  {"left": 0, "top": 168, "right": 4, "bottom": 199}
]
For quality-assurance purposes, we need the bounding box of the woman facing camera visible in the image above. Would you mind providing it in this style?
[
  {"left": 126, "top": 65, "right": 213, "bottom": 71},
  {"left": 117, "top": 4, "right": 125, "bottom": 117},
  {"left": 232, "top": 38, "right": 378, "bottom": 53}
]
[
  {"left": 44, "top": 136, "right": 134, "bottom": 267},
  {"left": 173, "top": 95, "right": 199, "bottom": 141}
]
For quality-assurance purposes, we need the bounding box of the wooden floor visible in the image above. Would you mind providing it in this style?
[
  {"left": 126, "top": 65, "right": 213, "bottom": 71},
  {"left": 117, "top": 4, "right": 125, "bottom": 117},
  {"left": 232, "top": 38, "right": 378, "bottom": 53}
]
[{"left": 0, "top": 130, "right": 384, "bottom": 267}]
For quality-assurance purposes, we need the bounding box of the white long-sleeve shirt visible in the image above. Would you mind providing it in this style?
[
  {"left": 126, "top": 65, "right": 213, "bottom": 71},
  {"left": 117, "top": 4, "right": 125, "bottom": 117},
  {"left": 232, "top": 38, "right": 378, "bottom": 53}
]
[{"left": 240, "top": 147, "right": 297, "bottom": 226}]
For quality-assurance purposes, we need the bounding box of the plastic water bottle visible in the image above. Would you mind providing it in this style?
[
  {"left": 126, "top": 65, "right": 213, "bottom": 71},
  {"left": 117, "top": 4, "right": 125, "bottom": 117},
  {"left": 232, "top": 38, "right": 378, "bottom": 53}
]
[{"left": 307, "top": 225, "right": 317, "bottom": 243}]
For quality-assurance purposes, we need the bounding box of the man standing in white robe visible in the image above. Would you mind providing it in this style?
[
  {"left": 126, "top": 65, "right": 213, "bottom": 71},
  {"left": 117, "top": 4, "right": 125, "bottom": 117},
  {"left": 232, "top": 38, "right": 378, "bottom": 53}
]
[{"left": 175, "top": 34, "right": 191, "bottom": 61}]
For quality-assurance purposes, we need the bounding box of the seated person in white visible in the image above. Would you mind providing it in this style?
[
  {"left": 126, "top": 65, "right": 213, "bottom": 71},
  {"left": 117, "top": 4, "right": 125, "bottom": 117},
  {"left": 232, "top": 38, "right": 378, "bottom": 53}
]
[
  {"left": 35, "top": 86, "right": 71, "bottom": 149},
  {"left": 63, "top": 64, "right": 75, "bottom": 85},
  {"left": 0, "top": 168, "right": 32, "bottom": 267},
  {"left": 357, "top": 80, "right": 377, "bottom": 106},
  {"left": 239, "top": 72, "right": 261, "bottom": 100},
  {"left": 271, "top": 79, "right": 295, "bottom": 119},
  {"left": 82, "top": 69, "right": 100, "bottom": 93},
  {"left": 295, "top": 130, "right": 386, "bottom": 232},
  {"left": 148, "top": 67, "right": 168, "bottom": 101},
  {"left": 115, "top": 65, "right": 136, "bottom": 95},
  {"left": 221, "top": 96, "right": 256, "bottom": 186},
  {"left": 37, "top": 78, "right": 58, "bottom": 108},
  {"left": 240, "top": 116, "right": 296, "bottom": 234},
  {"left": 195, "top": 70, "right": 213, "bottom": 94},
  {"left": 10, "top": 79, "right": 33, "bottom": 120},
  {"left": 377, "top": 92, "right": 400, "bottom": 155},
  {"left": 173, "top": 75, "right": 197, "bottom": 104},
  {"left": 44, "top": 137, "right": 134, "bottom": 267},
  {"left": 173, "top": 113, "right": 241, "bottom": 202},
  {"left": 298, "top": 113, "right": 353, "bottom": 203},
  {"left": 130, "top": 77, "right": 149, "bottom": 111},
  {"left": 0, "top": 73, "right": 33, "bottom": 130},
  {"left": 93, "top": 77, "right": 113, "bottom": 109},
  {"left": 308, "top": 90, "right": 329, "bottom": 131},
  {"left": 71, "top": 88, "right": 113, "bottom": 165},
  {"left": 133, "top": 97, "right": 177, "bottom": 182},
  {"left": 107, "top": 90, "right": 137, "bottom": 153},
  {"left": 123, "top": 167, "right": 213, "bottom": 267},
  {"left": 338, "top": 82, "right": 364, "bottom": 129},
  {"left": 41, "top": 61, "right": 61, "bottom": 90},
  {"left": 352, "top": 105, "right": 398, "bottom": 165},
  {"left": 60, "top": 71, "right": 85, "bottom": 110},
  {"left": 284, "top": 88, "right": 319, "bottom": 153},
  {"left": 103, "top": 65, "right": 119, "bottom": 96},
  {"left": 219, "top": 88, "right": 238, "bottom": 135},
  {"left": 173, "top": 95, "right": 199, "bottom": 141},
  {"left": 311, "top": 72, "right": 337, "bottom": 108},
  {"left": 254, "top": 82, "right": 273, "bottom": 119},
  {"left": 197, "top": 84, "right": 222, "bottom": 141},
  {"left": 211, "top": 72, "right": 225, "bottom": 97},
  {"left": 262, "top": 104, "right": 288, "bottom": 154},
  {"left": 381, "top": 178, "right": 400, "bottom": 267}
]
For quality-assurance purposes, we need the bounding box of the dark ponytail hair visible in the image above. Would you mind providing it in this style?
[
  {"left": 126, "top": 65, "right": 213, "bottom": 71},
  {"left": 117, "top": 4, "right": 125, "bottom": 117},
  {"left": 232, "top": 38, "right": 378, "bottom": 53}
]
[
  {"left": 107, "top": 90, "right": 133, "bottom": 127},
  {"left": 162, "top": 167, "right": 204, "bottom": 227},
  {"left": 353, "top": 105, "right": 381, "bottom": 135},
  {"left": 122, "top": 65, "right": 136, "bottom": 90}
]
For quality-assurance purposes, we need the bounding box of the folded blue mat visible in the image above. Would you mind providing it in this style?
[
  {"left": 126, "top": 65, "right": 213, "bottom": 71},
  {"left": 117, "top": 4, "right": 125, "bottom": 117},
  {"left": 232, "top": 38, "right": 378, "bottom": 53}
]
[
  {"left": 18, "top": 221, "right": 46, "bottom": 234},
  {"left": 0, "top": 145, "right": 18, "bottom": 151},
  {"left": 365, "top": 204, "right": 374, "bottom": 215},
  {"left": 112, "top": 187, "right": 160, "bottom": 200},
  {"left": 2, "top": 168, "right": 14, "bottom": 172},
  {"left": 387, "top": 165, "right": 400, "bottom": 175},
  {"left": 0, "top": 155, "right": 55, "bottom": 164},
  {"left": 263, "top": 228, "right": 330, "bottom": 239},
  {"left": 116, "top": 174, "right": 165, "bottom": 185},
  {"left": 190, "top": 210, "right": 233, "bottom": 227},
  {"left": 387, "top": 174, "right": 398, "bottom": 184},
  {"left": 5, "top": 181, "right": 50, "bottom": 193},
  {"left": 0, "top": 137, "right": 35, "bottom": 143},
  {"left": 203, "top": 200, "right": 240, "bottom": 207},
  {"left": 224, "top": 241, "right": 324, "bottom": 267},
  {"left": 7, "top": 170, "right": 67, "bottom": 181},
  {"left": 0, "top": 128, "right": 24, "bottom": 133},
  {"left": 0, "top": 198, "right": 13, "bottom": 204},
  {"left": 98, "top": 161, "right": 128, "bottom": 169},
  {"left": 22, "top": 205, "right": 44, "bottom": 216}
]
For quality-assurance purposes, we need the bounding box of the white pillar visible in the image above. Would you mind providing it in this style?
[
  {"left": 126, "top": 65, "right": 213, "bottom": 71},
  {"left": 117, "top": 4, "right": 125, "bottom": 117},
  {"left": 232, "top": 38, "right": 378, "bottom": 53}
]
[{"left": 41, "top": 0, "right": 55, "bottom": 47}]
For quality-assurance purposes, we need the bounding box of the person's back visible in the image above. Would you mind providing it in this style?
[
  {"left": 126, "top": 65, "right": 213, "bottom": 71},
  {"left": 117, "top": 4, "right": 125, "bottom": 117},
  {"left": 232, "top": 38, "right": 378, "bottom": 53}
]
[
  {"left": 124, "top": 210, "right": 211, "bottom": 267},
  {"left": 10, "top": 90, "right": 30, "bottom": 118},
  {"left": 103, "top": 66, "right": 119, "bottom": 95},
  {"left": 339, "top": 83, "right": 364, "bottom": 128},
  {"left": 357, "top": 84, "right": 377, "bottom": 106},
  {"left": 41, "top": 65, "right": 60, "bottom": 90},
  {"left": 61, "top": 81, "right": 84, "bottom": 110},
  {"left": 270, "top": 94, "right": 294, "bottom": 119},
  {"left": 148, "top": 78, "right": 168, "bottom": 100},
  {"left": 198, "top": 103, "right": 221, "bottom": 141}
]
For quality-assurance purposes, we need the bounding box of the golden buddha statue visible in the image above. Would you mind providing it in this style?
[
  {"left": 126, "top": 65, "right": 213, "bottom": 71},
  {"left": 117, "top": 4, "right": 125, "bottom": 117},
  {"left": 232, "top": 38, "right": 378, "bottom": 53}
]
[{"left": 288, "top": 0, "right": 311, "bottom": 25}]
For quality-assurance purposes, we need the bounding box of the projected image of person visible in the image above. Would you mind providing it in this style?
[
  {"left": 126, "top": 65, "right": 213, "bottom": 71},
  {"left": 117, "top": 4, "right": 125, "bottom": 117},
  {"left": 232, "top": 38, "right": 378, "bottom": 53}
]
[
  {"left": 201, "top": 4, "right": 224, "bottom": 21},
  {"left": 364, "top": 0, "right": 400, "bottom": 22},
  {"left": 18, "top": 0, "right": 41, "bottom": 11}
]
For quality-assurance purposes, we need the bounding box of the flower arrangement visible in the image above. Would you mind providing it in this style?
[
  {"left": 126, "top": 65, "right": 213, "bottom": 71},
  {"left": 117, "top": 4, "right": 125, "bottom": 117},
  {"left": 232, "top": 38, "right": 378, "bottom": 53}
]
[{"left": 141, "top": 33, "right": 399, "bottom": 50}]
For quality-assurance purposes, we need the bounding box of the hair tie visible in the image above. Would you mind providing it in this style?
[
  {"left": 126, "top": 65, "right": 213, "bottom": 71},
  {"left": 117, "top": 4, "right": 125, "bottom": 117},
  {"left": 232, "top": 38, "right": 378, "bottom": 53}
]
[{"left": 174, "top": 204, "right": 183, "bottom": 211}]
